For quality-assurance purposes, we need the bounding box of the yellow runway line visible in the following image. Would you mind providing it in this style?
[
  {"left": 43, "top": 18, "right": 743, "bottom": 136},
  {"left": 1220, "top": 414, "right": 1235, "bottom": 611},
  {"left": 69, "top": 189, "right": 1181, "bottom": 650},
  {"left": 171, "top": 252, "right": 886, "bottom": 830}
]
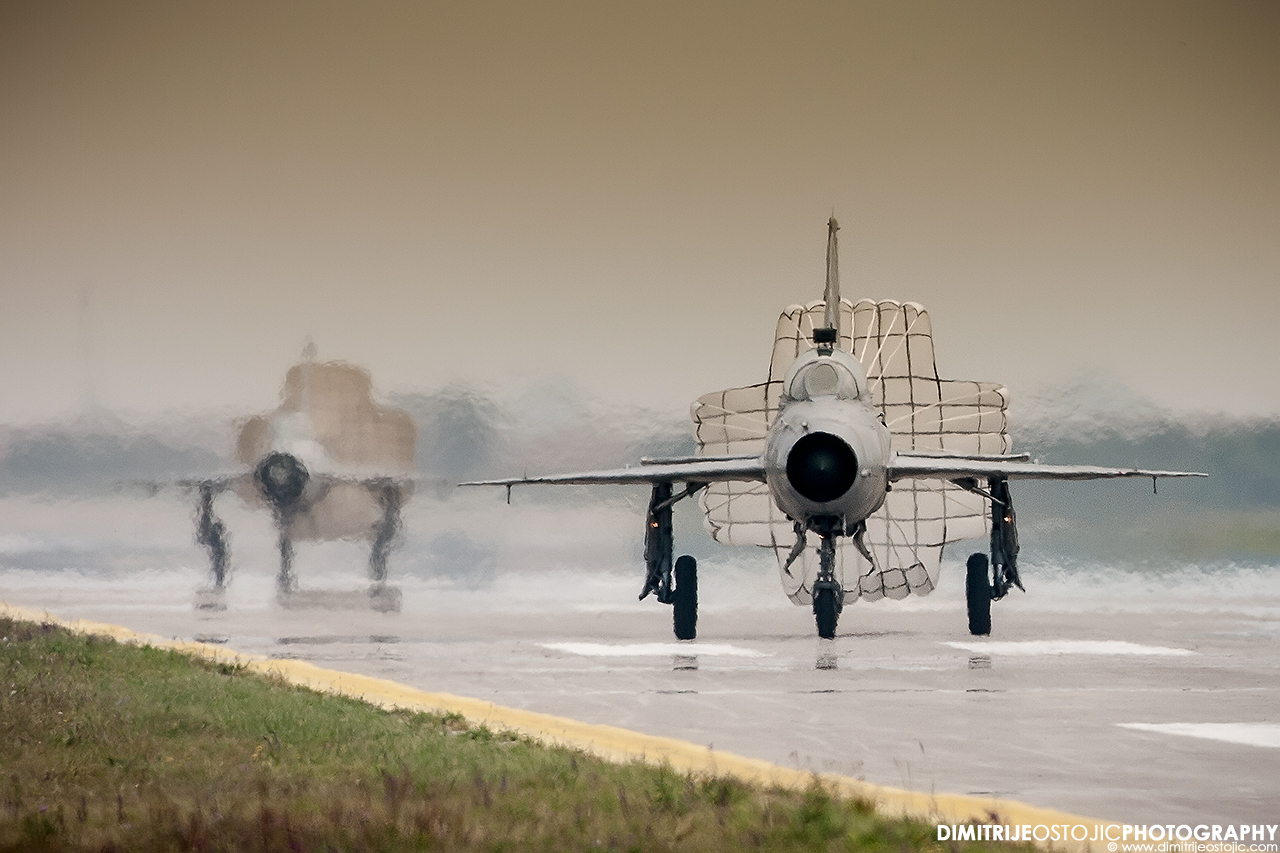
[{"left": 3, "top": 601, "right": 1117, "bottom": 850}]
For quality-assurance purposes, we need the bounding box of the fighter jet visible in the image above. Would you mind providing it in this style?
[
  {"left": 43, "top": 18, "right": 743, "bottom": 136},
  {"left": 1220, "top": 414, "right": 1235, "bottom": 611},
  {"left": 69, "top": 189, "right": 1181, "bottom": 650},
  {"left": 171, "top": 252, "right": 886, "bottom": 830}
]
[
  {"left": 186, "top": 345, "right": 417, "bottom": 611},
  {"left": 463, "top": 219, "right": 1205, "bottom": 639}
]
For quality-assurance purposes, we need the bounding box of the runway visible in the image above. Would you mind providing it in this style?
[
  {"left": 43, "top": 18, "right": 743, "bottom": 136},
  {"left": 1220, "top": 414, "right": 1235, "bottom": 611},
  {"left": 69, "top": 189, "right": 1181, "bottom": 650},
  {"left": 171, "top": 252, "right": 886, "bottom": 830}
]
[{"left": 2, "top": 539, "right": 1277, "bottom": 829}]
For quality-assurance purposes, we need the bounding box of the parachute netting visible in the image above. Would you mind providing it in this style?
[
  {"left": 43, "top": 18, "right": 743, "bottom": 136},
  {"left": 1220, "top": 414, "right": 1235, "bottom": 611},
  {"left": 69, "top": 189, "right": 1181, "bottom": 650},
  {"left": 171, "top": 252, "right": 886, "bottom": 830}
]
[{"left": 692, "top": 299, "right": 1009, "bottom": 605}]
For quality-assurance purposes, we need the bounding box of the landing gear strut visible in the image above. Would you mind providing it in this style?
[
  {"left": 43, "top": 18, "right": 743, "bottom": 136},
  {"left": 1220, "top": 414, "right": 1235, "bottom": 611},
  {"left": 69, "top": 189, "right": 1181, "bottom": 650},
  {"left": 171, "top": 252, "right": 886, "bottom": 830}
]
[
  {"left": 194, "top": 481, "right": 231, "bottom": 610},
  {"left": 367, "top": 479, "right": 402, "bottom": 584},
  {"left": 965, "top": 476, "right": 1024, "bottom": 636},
  {"left": 195, "top": 482, "right": 229, "bottom": 587},
  {"left": 366, "top": 479, "right": 405, "bottom": 612},
  {"left": 988, "top": 477, "right": 1023, "bottom": 601},
  {"left": 272, "top": 519, "right": 300, "bottom": 597},
  {"left": 639, "top": 481, "right": 704, "bottom": 639}
]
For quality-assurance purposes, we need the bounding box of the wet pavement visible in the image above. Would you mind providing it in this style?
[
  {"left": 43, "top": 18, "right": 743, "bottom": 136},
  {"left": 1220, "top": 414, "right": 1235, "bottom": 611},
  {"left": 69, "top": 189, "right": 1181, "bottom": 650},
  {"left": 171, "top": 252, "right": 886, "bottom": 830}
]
[{"left": 3, "top": 557, "right": 1277, "bottom": 828}]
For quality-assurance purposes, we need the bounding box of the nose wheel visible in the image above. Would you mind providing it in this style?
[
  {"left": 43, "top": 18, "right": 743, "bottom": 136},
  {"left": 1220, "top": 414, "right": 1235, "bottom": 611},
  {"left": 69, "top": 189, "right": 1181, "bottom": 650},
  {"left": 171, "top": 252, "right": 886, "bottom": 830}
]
[
  {"left": 813, "top": 585, "right": 840, "bottom": 639},
  {"left": 813, "top": 530, "right": 843, "bottom": 639}
]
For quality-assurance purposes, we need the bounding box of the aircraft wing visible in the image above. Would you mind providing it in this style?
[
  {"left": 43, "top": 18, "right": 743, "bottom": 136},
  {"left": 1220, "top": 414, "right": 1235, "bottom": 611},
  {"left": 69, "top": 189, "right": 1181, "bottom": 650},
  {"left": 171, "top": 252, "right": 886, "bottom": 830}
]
[
  {"left": 162, "top": 469, "right": 421, "bottom": 488},
  {"left": 460, "top": 456, "right": 767, "bottom": 487},
  {"left": 125, "top": 472, "right": 250, "bottom": 496},
  {"left": 888, "top": 452, "right": 1206, "bottom": 482},
  {"left": 133, "top": 467, "right": 425, "bottom": 500}
]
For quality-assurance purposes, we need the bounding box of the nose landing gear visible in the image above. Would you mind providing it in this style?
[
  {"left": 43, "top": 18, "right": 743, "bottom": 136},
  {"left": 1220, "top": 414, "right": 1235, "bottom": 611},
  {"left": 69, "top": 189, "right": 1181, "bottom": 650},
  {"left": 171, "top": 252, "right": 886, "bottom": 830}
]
[{"left": 813, "top": 530, "right": 844, "bottom": 639}]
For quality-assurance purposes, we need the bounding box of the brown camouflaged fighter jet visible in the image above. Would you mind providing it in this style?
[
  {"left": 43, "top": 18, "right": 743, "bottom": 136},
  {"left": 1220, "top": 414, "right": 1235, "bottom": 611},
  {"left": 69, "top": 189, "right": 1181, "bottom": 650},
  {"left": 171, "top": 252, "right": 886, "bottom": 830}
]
[{"left": 190, "top": 346, "right": 416, "bottom": 612}]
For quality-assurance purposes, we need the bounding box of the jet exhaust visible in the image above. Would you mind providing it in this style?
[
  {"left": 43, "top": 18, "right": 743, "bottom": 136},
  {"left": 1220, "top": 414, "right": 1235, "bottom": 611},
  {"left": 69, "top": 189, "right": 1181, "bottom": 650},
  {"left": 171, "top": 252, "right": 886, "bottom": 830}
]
[
  {"left": 785, "top": 432, "right": 858, "bottom": 503},
  {"left": 254, "top": 452, "right": 309, "bottom": 509}
]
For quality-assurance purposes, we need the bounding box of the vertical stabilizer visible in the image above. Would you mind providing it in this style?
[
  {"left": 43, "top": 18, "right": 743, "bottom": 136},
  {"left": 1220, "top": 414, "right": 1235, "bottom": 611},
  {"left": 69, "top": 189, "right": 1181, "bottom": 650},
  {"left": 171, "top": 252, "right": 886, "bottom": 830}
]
[
  {"left": 299, "top": 338, "right": 317, "bottom": 414},
  {"left": 823, "top": 217, "right": 840, "bottom": 333}
]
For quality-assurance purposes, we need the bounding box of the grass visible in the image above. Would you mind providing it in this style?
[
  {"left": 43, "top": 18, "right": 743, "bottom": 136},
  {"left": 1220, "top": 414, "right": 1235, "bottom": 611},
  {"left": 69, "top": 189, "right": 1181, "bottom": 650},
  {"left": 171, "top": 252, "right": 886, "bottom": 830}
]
[{"left": 0, "top": 616, "right": 1033, "bottom": 852}]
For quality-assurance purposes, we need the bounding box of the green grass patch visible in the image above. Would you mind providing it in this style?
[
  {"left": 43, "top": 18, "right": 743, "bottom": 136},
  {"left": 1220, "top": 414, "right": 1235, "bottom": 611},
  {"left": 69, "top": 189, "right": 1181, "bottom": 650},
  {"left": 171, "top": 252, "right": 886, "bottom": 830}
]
[{"left": 0, "top": 616, "right": 1032, "bottom": 852}]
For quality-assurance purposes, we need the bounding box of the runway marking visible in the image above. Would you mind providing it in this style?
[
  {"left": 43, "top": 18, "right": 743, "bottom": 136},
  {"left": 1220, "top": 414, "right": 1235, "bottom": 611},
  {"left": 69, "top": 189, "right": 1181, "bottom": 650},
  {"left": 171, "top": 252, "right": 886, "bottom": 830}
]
[
  {"left": 1, "top": 600, "right": 1116, "bottom": 852},
  {"left": 539, "top": 641, "right": 769, "bottom": 658},
  {"left": 944, "top": 640, "right": 1194, "bottom": 657},
  {"left": 1118, "top": 722, "right": 1280, "bottom": 749}
]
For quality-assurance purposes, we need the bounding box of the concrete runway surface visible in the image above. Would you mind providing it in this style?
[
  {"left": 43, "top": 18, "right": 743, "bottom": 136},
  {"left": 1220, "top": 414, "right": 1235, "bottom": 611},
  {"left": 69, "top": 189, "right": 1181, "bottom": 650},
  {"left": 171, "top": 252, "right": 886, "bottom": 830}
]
[{"left": 2, "top": 552, "right": 1277, "bottom": 830}]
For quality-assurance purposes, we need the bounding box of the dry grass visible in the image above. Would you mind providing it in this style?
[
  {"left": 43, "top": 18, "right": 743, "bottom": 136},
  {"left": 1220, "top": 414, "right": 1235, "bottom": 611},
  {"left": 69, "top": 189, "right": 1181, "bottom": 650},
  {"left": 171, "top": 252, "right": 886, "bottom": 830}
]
[{"left": 0, "top": 616, "right": 1031, "bottom": 852}]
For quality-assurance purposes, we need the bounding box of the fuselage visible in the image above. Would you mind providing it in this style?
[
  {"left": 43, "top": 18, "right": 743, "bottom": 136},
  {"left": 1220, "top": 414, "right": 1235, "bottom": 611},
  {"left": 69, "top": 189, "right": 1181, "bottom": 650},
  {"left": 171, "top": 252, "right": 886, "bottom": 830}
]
[
  {"left": 232, "top": 359, "right": 416, "bottom": 541},
  {"left": 762, "top": 345, "right": 891, "bottom": 531}
]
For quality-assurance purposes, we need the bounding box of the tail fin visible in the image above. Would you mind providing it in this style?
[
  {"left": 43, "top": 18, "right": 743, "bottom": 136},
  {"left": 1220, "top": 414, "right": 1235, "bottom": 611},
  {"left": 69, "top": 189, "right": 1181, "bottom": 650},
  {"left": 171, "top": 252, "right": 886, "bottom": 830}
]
[{"left": 823, "top": 217, "right": 840, "bottom": 332}]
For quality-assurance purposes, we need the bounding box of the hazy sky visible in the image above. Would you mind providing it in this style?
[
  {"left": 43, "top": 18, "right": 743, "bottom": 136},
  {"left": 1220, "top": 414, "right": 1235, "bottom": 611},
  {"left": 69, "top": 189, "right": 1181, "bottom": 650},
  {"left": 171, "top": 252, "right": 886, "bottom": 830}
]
[{"left": 2, "top": 1, "right": 1277, "bottom": 423}]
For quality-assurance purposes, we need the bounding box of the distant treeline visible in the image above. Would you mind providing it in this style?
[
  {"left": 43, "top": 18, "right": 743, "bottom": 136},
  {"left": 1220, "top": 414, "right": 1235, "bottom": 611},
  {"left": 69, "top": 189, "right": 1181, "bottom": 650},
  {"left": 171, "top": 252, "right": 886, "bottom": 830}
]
[
  {"left": 1016, "top": 418, "right": 1280, "bottom": 510},
  {"left": 1, "top": 386, "right": 1275, "bottom": 563},
  {"left": 0, "top": 425, "right": 223, "bottom": 495},
  {"left": 1012, "top": 419, "right": 1280, "bottom": 564}
]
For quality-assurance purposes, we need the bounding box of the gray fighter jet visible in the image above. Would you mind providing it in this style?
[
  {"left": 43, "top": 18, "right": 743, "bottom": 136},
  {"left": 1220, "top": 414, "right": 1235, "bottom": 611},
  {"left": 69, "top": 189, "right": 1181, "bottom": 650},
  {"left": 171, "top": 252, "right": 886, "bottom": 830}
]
[{"left": 464, "top": 219, "right": 1205, "bottom": 639}]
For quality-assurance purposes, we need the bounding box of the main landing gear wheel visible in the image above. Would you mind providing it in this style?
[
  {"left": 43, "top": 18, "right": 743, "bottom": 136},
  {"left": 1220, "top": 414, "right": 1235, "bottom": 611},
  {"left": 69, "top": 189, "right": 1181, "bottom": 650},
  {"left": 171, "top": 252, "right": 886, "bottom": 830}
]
[
  {"left": 966, "top": 552, "right": 992, "bottom": 636},
  {"left": 672, "top": 555, "right": 698, "bottom": 640},
  {"left": 814, "top": 586, "right": 839, "bottom": 640}
]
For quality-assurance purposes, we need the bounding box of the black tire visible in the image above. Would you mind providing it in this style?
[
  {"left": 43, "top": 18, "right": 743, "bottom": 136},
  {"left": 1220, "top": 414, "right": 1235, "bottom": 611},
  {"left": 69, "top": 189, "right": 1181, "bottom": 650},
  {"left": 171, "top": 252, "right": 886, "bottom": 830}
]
[
  {"left": 673, "top": 555, "right": 698, "bottom": 640},
  {"left": 966, "top": 553, "right": 992, "bottom": 636},
  {"left": 814, "top": 586, "right": 839, "bottom": 639}
]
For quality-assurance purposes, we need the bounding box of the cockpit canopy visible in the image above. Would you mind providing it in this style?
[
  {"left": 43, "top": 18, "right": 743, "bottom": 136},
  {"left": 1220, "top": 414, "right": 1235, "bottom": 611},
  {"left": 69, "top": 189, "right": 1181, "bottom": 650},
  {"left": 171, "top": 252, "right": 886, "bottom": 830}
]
[{"left": 782, "top": 348, "right": 868, "bottom": 402}]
